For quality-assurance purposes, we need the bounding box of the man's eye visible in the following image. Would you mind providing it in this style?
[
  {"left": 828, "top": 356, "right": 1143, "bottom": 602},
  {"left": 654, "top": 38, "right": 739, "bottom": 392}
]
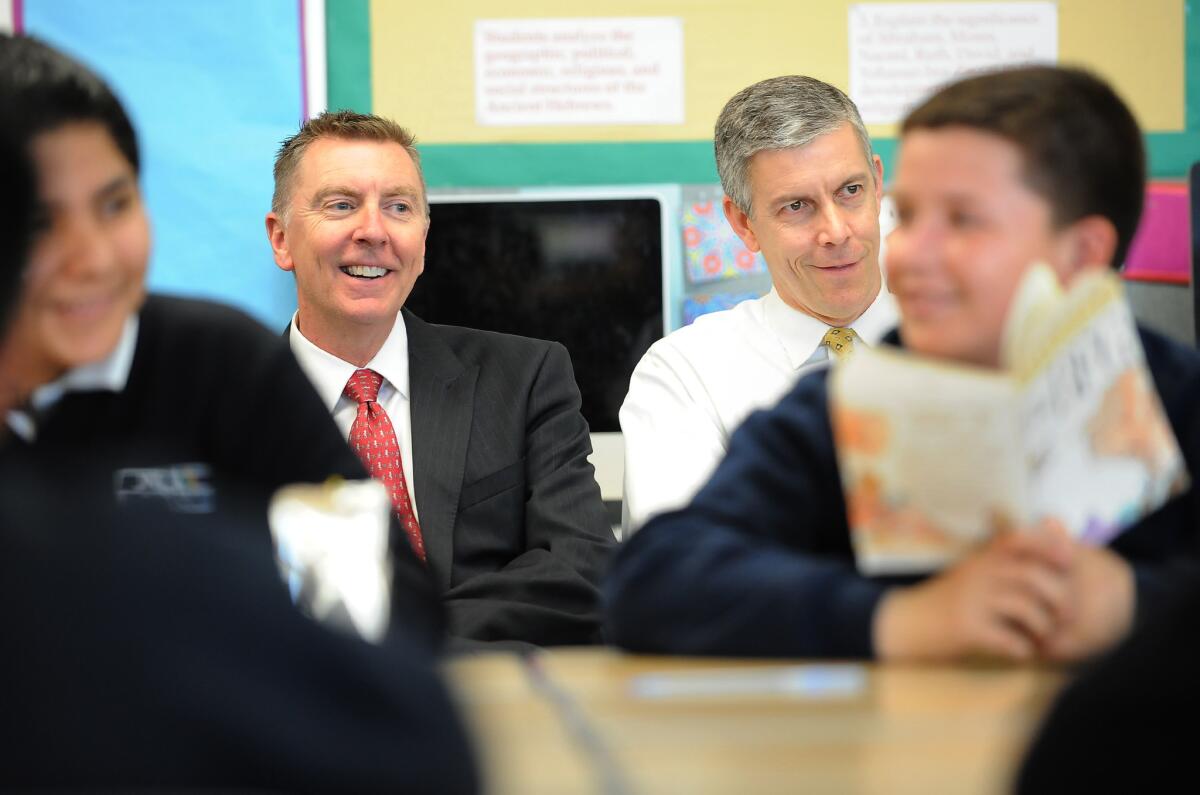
[
  {"left": 329, "top": 201, "right": 353, "bottom": 211},
  {"left": 845, "top": 184, "right": 861, "bottom": 195},
  {"left": 787, "top": 200, "right": 808, "bottom": 212},
  {"left": 389, "top": 201, "right": 410, "bottom": 213}
]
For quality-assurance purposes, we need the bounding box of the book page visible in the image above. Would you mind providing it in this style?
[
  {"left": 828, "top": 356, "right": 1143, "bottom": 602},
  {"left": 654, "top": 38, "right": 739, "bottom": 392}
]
[
  {"left": 831, "top": 349, "right": 1023, "bottom": 575},
  {"left": 1011, "top": 273, "right": 1188, "bottom": 543}
]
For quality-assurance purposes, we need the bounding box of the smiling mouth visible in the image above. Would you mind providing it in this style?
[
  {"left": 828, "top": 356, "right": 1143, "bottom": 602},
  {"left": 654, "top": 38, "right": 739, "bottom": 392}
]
[
  {"left": 814, "top": 260, "right": 862, "bottom": 273},
  {"left": 54, "top": 288, "right": 122, "bottom": 316},
  {"left": 340, "top": 265, "right": 389, "bottom": 279},
  {"left": 816, "top": 254, "right": 866, "bottom": 270},
  {"left": 899, "top": 291, "right": 955, "bottom": 315}
]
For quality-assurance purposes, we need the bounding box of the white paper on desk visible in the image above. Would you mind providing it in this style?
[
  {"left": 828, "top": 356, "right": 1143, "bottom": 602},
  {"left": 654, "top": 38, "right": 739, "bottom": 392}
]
[
  {"left": 268, "top": 478, "right": 393, "bottom": 643},
  {"left": 629, "top": 665, "right": 866, "bottom": 700}
]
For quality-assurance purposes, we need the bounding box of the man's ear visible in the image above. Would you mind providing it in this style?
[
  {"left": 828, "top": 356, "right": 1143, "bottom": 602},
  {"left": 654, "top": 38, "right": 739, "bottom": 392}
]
[
  {"left": 872, "top": 153, "right": 884, "bottom": 203},
  {"left": 722, "top": 195, "right": 761, "bottom": 253},
  {"left": 1054, "top": 215, "right": 1118, "bottom": 283},
  {"left": 265, "top": 212, "right": 295, "bottom": 273}
]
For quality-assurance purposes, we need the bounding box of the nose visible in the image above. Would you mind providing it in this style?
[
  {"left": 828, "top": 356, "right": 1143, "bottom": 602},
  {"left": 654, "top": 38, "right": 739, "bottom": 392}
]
[
  {"left": 54, "top": 213, "right": 117, "bottom": 279},
  {"left": 353, "top": 204, "right": 388, "bottom": 246},
  {"left": 816, "top": 203, "right": 851, "bottom": 248}
]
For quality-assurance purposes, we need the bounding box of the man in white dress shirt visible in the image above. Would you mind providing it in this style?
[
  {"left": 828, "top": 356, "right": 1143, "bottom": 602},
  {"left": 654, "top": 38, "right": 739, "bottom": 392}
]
[{"left": 620, "top": 75, "right": 899, "bottom": 534}]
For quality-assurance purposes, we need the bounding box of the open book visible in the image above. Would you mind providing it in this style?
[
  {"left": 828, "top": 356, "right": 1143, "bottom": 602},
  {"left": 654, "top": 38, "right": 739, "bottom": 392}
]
[{"left": 830, "top": 264, "right": 1189, "bottom": 576}]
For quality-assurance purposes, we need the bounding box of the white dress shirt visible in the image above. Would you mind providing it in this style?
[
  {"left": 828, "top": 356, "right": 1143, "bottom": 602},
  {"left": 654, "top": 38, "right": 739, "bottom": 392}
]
[
  {"left": 288, "top": 312, "right": 420, "bottom": 520},
  {"left": 6, "top": 315, "right": 139, "bottom": 442},
  {"left": 619, "top": 286, "right": 898, "bottom": 534}
]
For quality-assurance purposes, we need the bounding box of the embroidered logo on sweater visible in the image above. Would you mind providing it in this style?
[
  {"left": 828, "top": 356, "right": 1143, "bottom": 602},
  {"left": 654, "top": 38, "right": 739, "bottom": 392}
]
[{"left": 114, "top": 463, "right": 215, "bottom": 513}]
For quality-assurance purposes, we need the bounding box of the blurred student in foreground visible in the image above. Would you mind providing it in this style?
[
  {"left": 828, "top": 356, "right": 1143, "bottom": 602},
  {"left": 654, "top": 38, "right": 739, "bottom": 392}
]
[
  {"left": 605, "top": 65, "right": 1200, "bottom": 662},
  {"left": 1016, "top": 576, "right": 1200, "bottom": 791},
  {"left": 0, "top": 32, "right": 439, "bottom": 637},
  {"left": 0, "top": 35, "right": 475, "bottom": 789}
]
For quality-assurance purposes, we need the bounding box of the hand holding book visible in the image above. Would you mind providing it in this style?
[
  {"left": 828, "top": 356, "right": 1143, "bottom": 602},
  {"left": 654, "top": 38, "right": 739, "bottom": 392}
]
[{"left": 831, "top": 264, "right": 1189, "bottom": 577}]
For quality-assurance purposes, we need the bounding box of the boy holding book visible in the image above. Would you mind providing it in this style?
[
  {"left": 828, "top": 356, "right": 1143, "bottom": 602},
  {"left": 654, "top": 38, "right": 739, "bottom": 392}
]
[{"left": 605, "top": 65, "right": 1200, "bottom": 663}]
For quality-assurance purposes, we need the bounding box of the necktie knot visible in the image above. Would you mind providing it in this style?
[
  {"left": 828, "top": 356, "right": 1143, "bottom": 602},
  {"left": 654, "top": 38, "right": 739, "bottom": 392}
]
[
  {"left": 344, "top": 368, "right": 384, "bottom": 404},
  {"left": 821, "top": 327, "right": 857, "bottom": 361}
]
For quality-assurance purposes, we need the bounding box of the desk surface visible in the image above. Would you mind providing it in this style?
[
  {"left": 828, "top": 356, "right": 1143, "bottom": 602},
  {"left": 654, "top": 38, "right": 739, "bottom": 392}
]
[{"left": 445, "top": 649, "right": 1065, "bottom": 795}]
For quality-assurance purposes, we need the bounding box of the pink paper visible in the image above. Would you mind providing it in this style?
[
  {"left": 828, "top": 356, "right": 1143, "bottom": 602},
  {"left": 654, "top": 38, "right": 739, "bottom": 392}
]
[{"left": 1123, "top": 182, "right": 1190, "bottom": 285}]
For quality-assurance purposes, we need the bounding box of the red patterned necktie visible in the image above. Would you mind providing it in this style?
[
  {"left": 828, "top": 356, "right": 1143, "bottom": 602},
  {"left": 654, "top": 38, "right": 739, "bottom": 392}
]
[{"left": 344, "top": 368, "right": 426, "bottom": 564}]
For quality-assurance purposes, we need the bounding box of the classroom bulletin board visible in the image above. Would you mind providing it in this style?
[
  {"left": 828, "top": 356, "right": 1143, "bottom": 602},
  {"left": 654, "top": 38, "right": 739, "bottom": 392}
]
[{"left": 329, "top": 0, "right": 1197, "bottom": 184}]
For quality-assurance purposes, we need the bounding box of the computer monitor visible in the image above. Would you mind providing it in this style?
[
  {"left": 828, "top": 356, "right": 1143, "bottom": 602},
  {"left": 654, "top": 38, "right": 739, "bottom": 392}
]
[{"left": 407, "top": 186, "right": 681, "bottom": 503}]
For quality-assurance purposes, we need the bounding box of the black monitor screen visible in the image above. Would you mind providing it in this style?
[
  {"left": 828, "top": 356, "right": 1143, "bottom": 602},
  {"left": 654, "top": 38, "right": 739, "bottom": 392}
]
[{"left": 407, "top": 198, "right": 665, "bottom": 432}]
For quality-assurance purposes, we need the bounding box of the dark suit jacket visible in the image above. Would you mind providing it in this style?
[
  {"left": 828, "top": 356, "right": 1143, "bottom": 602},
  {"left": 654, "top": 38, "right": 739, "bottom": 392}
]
[
  {"left": 0, "top": 460, "right": 477, "bottom": 792},
  {"left": 402, "top": 309, "right": 615, "bottom": 646}
]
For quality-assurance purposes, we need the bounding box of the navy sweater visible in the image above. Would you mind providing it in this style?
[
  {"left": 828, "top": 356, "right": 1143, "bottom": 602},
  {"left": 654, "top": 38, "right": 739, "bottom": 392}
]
[{"left": 605, "top": 327, "right": 1200, "bottom": 657}]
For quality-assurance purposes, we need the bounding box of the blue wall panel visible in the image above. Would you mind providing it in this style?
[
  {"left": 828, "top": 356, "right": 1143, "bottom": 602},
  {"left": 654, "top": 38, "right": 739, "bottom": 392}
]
[{"left": 24, "top": 0, "right": 304, "bottom": 330}]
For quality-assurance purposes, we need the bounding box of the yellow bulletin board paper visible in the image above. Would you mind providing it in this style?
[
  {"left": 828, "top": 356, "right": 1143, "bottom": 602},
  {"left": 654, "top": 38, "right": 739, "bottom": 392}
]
[{"left": 369, "top": 0, "right": 1185, "bottom": 144}]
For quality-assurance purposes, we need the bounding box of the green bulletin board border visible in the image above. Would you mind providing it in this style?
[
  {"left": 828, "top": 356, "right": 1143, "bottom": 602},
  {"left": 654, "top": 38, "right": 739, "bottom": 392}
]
[
  {"left": 326, "top": 0, "right": 371, "bottom": 113},
  {"left": 328, "top": 1, "right": 1199, "bottom": 184}
]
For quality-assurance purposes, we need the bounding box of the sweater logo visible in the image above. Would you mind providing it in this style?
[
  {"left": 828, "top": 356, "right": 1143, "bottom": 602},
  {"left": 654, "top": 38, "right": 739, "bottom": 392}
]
[{"left": 113, "top": 463, "right": 215, "bottom": 513}]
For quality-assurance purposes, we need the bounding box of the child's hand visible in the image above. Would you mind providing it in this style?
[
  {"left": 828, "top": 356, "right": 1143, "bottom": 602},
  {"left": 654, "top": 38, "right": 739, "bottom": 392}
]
[
  {"left": 873, "top": 529, "right": 1075, "bottom": 662},
  {"left": 1038, "top": 543, "right": 1134, "bottom": 662}
]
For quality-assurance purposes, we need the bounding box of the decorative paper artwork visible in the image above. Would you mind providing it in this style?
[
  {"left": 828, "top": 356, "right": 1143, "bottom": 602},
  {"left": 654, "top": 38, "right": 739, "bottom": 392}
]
[{"left": 682, "top": 200, "right": 767, "bottom": 284}]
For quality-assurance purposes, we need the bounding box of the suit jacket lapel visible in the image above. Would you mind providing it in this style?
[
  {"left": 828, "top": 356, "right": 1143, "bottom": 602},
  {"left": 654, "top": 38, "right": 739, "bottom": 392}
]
[{"left": 404, "top": 309, "right": 476, "bottom": 592}]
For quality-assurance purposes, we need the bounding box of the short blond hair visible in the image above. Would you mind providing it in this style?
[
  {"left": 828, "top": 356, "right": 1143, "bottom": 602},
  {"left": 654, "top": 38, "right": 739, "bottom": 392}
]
[{"left": 271, "top": 110, "right": 428, "bottom": 220}]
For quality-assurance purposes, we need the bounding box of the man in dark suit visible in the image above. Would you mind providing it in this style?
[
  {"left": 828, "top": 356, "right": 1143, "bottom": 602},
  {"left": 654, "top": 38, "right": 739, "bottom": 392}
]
[{"left": 265, "top": 111, "right": 614, "bottom": 647}]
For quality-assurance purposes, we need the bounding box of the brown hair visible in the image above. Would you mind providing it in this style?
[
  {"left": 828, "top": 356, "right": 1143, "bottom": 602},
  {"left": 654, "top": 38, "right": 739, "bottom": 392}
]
[
  {"left": 271, "top": 110, "right": 428, "bottom": 220},
  {"left": 901, "top": 65, "right": 1144, "bottom": 267}
]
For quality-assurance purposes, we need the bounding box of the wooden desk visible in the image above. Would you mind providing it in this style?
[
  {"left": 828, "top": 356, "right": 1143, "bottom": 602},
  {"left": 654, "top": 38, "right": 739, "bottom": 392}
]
[{"left": 445, "top": 649, "right": 1065, "bottom": 795}]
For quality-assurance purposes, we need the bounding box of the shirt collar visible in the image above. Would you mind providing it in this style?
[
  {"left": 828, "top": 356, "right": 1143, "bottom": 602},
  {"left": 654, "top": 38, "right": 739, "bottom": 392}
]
[
  {"left": 764, "top": 285, "right": 900, "bottom": 370},
  {"left": 288, "top": 311, "right": 410, "bottom": 410},
  {"left": 850, "top": 287, "right": 900, "bottom": 347},
  {"left": 6, "top": 314, "right": 139, "bottom": 441}
]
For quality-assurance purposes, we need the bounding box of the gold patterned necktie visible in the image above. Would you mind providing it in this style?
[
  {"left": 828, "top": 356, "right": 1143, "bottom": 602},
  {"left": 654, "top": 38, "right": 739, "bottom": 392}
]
[{"left": 820, "top": 327, "right": 857, "bottom": 361}]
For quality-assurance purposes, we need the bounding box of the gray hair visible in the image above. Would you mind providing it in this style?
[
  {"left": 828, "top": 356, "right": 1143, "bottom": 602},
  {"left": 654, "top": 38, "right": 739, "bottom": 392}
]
[{"left": 715, "top": 75, "right": 873, "bottom": 217}]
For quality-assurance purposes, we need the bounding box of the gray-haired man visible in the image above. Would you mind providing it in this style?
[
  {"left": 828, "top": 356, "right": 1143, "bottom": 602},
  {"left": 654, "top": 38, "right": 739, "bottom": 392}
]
[{"left": 620, "top": 75, "right": 898, "bottom": 534}]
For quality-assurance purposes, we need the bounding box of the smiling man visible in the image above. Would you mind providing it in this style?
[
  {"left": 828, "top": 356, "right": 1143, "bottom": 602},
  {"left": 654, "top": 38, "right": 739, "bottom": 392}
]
[
  {"left": 619, "top": 76, "right": 898, "bottom": 535},
  {"left": 266, "top": 111, "right": 614, "bottom": 648}
]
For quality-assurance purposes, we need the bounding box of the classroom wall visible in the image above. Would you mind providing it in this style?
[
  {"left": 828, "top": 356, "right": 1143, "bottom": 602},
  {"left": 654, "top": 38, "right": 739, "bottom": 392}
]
[
  {"left": 336, "top": 0, "right": 1197, "bottom": 186},
  {"left": 3, "top": 0, "right": 1195, "bottom": 327},
  {"left": 9, "top": 0, "right": 309, "bottom": 330}
]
